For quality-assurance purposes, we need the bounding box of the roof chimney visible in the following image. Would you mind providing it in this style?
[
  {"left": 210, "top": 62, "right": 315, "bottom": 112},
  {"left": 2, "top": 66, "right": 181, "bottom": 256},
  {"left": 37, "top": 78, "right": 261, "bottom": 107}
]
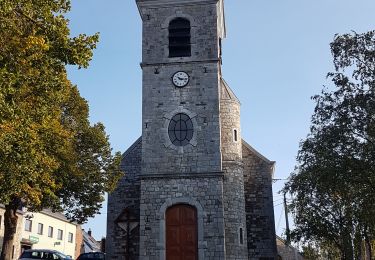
[{"left": 88, "top": 228, "right": 92, "bottom": 237}]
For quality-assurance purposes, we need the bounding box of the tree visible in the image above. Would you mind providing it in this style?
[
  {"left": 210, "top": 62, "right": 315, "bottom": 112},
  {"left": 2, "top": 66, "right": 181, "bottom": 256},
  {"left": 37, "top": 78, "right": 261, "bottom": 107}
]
[
  {"left": 0, "top": 1, "right": 123, "bottom": 259},
  {"left": 301, "top": 243, "right": 323, "bottom": 260},
  {"left": 284, "top": 30, "right": 375, "bottom": 260}
]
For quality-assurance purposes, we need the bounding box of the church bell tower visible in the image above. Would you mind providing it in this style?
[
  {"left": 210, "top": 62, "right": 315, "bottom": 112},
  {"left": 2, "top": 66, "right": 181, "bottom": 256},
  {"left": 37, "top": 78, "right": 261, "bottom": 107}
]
[
  {"left": 107, "top": 0, "right": 278, "bottom": 259},
  {"left": 137, "top": 0, "right": 247, "bottom": 259}
]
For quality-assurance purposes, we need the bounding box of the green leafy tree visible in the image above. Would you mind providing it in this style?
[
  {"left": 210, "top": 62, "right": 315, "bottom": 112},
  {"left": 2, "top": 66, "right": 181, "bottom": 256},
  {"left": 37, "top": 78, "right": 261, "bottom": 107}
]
[
  {"left": 0, "top": 1, "right": 123, "bottom": 259},
  {"left": 284, "top": 30, "right": 375, "bottom": 260},
  {"left": 302, "top": 243, "right": 322, "bottom": 260}
]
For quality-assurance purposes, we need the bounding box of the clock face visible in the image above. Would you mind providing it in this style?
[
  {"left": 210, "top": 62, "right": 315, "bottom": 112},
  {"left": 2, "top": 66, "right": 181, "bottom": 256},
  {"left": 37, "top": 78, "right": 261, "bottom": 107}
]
[{"left": 172, "top": 71, "right": 189, "bottom": 88}]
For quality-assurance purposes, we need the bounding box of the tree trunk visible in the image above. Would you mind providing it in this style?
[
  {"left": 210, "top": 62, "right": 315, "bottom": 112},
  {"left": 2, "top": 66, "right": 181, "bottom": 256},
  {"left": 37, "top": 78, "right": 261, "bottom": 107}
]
[
  {"left": 341, "top": 230, "right": 354, "bottom": 260},
  {"left": 364, "top": 231, "right": 372, "bottom": 260},
  {"left": 353, "top": 227, "right": 362, "bottom": 260},
  {"left": 0, "top": 198, "right": 21, "bottom": 260}
]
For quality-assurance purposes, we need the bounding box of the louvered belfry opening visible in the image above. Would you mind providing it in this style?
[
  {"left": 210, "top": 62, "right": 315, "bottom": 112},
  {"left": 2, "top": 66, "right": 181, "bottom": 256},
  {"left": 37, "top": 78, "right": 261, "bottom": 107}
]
[{"left": 169, "top": 18, "right": 191, "bottom": 57}]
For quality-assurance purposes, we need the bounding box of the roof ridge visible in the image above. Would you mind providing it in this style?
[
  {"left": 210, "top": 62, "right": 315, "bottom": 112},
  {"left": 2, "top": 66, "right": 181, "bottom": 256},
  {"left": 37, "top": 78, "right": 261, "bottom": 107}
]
[
  {"left": 242, "top": 139, "right": 275, "bottom": 166},
  {"left": 122, "top": 136, "right": 142, "bottom": 158},
  {"left": 221, "top": 77, "right": 241, "bottom": 104}
]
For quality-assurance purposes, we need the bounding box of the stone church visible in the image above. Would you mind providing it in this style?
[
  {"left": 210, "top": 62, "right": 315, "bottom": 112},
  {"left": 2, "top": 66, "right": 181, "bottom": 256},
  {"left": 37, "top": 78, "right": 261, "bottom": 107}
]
[{"left": 107, "top": 0, "right": 277, "bottom": 259}]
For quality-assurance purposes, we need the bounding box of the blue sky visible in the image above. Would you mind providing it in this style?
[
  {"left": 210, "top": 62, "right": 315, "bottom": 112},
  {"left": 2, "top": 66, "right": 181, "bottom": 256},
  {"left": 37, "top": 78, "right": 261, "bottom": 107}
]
[{"left": 67, "top": 0, "right": 375, "bottom": 240}]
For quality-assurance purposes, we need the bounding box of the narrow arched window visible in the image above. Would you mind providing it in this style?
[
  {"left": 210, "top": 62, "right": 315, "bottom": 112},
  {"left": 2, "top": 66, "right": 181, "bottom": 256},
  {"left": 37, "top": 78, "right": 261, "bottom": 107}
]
[
  {"left": 233, "top": 129, "right": 238, "bottom": 142},
  {"left": 169, "top": 18, "right": 191, "bottom": 57},
  {"left": 239, "top": 227, "right": 244, "bottom": 244}
]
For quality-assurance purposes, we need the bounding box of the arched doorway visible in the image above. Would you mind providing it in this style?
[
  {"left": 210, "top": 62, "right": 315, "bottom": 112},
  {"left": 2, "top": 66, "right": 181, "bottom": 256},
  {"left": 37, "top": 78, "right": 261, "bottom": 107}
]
[{"left": 166, "top": 204, "right": 198, "bottom": 260}]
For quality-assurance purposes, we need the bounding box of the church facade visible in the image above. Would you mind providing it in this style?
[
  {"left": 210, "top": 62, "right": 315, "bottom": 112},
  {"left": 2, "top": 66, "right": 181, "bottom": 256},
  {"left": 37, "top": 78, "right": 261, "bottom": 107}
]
[{"left": 106, "top": 0, "right": 277, "bottom": 259}]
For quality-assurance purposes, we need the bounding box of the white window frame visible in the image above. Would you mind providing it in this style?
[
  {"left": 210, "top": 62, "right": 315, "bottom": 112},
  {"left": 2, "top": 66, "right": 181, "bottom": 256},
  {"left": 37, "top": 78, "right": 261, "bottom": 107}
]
[
  {"left": 37, "top": 223, "right": 43, "bottom": 235},
  {"left": 57, "top": 229, "right": 63, "bottom": 240},
  {"left": 48, "top": 226, "right": 53, "bottom": 237},
  {"left": 25, "top": 219, "right": 32, "bottom": 232},
  {"left": 68, "top": 232, "right": 73, "bottom": 243}
]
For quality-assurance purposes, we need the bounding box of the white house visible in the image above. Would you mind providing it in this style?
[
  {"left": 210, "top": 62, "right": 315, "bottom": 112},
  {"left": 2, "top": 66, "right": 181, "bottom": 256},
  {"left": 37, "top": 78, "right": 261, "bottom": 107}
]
[
  {"left": 21, "top": 209, "right": 78, "bottom": 258},
  {"left": 0, "top": 206, "right": 82, "bottom": 259}
]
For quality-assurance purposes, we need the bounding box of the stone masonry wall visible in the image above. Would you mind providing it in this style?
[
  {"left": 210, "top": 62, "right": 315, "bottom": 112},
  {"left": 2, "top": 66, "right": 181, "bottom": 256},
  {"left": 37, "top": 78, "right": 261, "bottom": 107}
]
[
  {"left": 222, "top": 162, "right": 248, "bottom": 260},
  {"left": 141, "top": 63, "right": 222, "bottom": 175},
  {"left": 220, "top": 80, "right": 242, "bottom": 162},
  {"left": 138, "top": 2, "right": 219, "bottom": 64},
  {"left": 220, "top": 83, "right": 248, "bottom": 259},
  {"left": 242, "top": 143, "right": 277, "bottom": 260},
  {"left": 139, "top": 175, "right": 226, "bottom": 260},
  {"left": 107, "top": 138, "right": 142, "bottom": 260},
  {"left": 139, "top": 2, "right": 223, "bottom": 175},
  {"left": 138, "top": 4, "right": 227, "bottom": 256}
]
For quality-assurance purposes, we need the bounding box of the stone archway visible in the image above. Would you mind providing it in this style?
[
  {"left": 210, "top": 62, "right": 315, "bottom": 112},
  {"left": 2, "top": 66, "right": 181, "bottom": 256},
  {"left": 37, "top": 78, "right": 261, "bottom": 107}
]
[{"left": 158, "top": 197, "right": 205, "bottom": 260}]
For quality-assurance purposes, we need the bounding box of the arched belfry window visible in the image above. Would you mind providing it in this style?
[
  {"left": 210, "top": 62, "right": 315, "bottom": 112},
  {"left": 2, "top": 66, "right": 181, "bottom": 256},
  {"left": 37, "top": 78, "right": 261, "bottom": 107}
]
[{"left": 169, "top": 18, "right": 191, "bottom": 57}]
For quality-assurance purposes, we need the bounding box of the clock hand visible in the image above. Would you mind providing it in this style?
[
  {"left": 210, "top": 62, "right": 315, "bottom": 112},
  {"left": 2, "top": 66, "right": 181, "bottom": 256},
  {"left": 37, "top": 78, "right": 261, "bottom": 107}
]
[{"left": 178, "top": 77, "right": 186, "bottom": 80}]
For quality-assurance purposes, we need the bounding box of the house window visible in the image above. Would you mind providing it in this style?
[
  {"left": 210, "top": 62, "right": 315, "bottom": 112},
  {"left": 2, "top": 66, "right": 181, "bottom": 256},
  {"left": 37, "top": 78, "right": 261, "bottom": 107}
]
[
  {"left": 25, "top": 219, "right": 32, "bottom": 232},
  {"left": 48, "top": 226, "right": 53, "bottom": 237},
  {"left": 57, "top": 229, "right": 63, "bottom": 240},
  {"left": 68, "top": 232, "right": 73, "bottom": 243},
  {"left": 37, "top": 223, "right": 43, "bottom": 235},
  {"left": 239, "top": 227, "right": 244, "bottom": 244},
  {"left": 169, "top": 18, "right": 191, "bottom": 57}
]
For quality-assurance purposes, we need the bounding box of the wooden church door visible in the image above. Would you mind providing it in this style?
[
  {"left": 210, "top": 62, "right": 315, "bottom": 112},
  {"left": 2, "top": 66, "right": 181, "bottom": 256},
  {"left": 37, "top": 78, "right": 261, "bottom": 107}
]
[{"left": 166, "top": 204, "right": 198, "bottom": 260}]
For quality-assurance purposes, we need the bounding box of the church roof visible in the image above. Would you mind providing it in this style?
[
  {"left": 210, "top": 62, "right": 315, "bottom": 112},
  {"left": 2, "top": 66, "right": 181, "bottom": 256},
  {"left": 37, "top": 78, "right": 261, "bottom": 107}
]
[
  {"left": 121, "top": 138, "right": 274, "bottom": 168},
  {"left": 242, "top": 139, "right": 276, "bottom": 176},
  {"left": 220, "top": 78, "right": 240, "bottom": 104},
  {"left": 122, "top": 137, "right": 142, "bottom": 159}
]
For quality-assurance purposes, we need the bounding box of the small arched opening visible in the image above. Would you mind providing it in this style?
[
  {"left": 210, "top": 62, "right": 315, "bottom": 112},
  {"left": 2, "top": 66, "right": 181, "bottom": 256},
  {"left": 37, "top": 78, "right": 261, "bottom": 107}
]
[{"left": 168, "top": 18, "right": 191, "bottom": 57}]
